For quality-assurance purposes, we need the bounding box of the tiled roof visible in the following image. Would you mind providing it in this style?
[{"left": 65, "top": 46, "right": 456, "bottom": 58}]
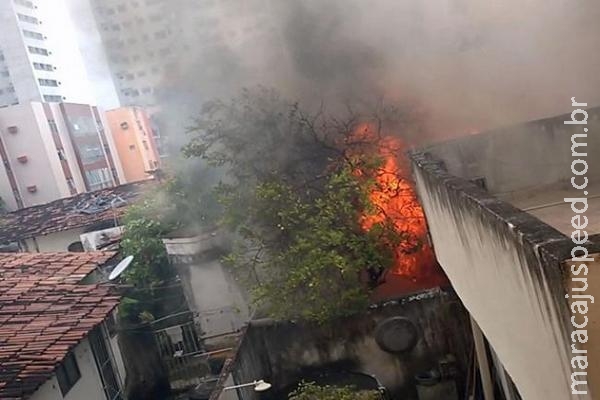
[
  {"left": 0, "top": 252, "right": 120, "bottom": 400},
  {"left": 0, "top": 180, "right": 154, "bottom": 244}
]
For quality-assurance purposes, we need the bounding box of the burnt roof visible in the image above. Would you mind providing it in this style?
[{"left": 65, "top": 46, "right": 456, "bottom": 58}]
[
  {"left": 0, "top": 180, "right": 155, "bottom": 244},
  {"left": 0, "top": 252, "right": 119, "bottom": 400}
]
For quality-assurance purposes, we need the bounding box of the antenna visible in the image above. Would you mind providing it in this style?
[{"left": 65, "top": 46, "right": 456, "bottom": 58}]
[{"left": 108, "top": 255, "right": 134, "bottom": 281}]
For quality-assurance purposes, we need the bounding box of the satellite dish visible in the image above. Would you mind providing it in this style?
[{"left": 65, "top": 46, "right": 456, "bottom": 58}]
[{"left": 108, "top": 255, "right": 134, "bottom": 281}]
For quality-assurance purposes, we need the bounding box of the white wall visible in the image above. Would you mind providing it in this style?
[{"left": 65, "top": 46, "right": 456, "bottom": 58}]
[
  {"left": 29, "top": 339, "right": 107, "bottom": 400},
  {"left": 26, "top": 228, "right": 86, "bottom": 252},
  {"left": 187, "top": 259, "right": 250, "bottom": 337},
  {"left": 412, "top": 163, "right": 589, "bottom": 400},
  {"left": 0, "top": 103, "right": 64, "bottom": 207},
  {"left": 163, "top": 235, "right": 251, "bottom": 338}
]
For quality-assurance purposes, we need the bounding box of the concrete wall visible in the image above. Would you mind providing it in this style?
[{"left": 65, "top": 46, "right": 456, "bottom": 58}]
[
  {"left": 411, "top": 153, "right": 589, "bottom": 400},
  {"left": 163, "top": 233, "right": 251, "bottom": 341},
  {"left": 29, "top": 339, "right": 107, "bottom": 400},
  {"left": 220, "top": 289, "right": 471, "bottom": 400},
  {"left": 423, "top": 107, "right": 600, "bottom": 196}
]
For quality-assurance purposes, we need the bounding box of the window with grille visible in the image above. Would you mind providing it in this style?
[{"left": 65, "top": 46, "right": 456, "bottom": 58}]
[
  {"left": 89, "top": 326, "right": 123, "bottom": 400},
  {"left": 56, "top": 352, "right": 81, "bottom": 396}
]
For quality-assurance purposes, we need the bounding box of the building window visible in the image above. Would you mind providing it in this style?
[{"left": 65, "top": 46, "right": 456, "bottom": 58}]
[
  {"left": 14, "top": 0, "right": 35, "bottom": 8},
  {"left": 38, "top": 78, "right": 59, "bottom": 87},
  {"left": 22, "top": 29, "right": 44, "bottom": 40},
  {"left": 86, "top": 169, "right": 112, "bottom": 191},
  {"left": 33, "top": 62, "right": 54, "bottom": 71},
  {"left": 0, "top": 70, "right": 9, "bottom": 77},
  {"left": 43, "top": 94, "right": 62, "bottom": 102},
  {"left": 17, "top": 13, "right": 38, "bottom": 24},
  {"left": 56, "top": 352, "right": 81, "bottom": 396},
  {"left": 79, "top": 144, "right": 104, "bottom": 163},
  {"left": 89, "top": 327, "right": 123, "bottom": 400},
  {"left": 48, "top": 119, "right": 59, "bottom": 133},
  {"left": 28, "top": 46, "right": 49, "bottom": 56}
]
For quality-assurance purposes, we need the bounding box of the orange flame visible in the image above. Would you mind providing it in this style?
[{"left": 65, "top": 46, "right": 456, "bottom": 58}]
[
  {"left": 346, "top": 124, "right": 445, "bottom": 291},
  {"left": 353, "top": 126, "right": 436, "bottom": 279}
]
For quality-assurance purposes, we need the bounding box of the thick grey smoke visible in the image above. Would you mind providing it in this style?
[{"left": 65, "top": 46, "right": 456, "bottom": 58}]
[{"left": 160, "top": 0, "right": 600, "bottom": 143}]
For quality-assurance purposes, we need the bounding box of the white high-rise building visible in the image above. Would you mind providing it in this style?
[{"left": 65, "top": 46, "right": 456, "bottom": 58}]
[{"left": 0, "top": 0, "right": 120, "bottom": 109}]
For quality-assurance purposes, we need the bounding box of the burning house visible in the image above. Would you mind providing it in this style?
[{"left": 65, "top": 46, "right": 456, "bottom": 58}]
[{"left": 410, "top": 106, "right": 600, "bottom": 399}]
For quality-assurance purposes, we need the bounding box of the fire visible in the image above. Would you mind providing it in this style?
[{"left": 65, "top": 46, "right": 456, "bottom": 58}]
[{"left": 353, "top": 126, "right": 436, "bottom": 279}]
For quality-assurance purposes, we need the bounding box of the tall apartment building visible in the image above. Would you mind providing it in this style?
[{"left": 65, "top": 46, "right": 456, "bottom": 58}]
[
  {"left": 0, "top": 102, "right": 125, "bottom": 210},
  {"left": 81, "top": 0, "right": 277, "bottom": 108},
  {"left": 105, "top": 107, "right": 161, "bottom": 182},
  {"left": 79, "top": 0, "right": 181, "bottom": 108},
  {"left": 0, "top": 0, "right": 120, "bottom": 109}
]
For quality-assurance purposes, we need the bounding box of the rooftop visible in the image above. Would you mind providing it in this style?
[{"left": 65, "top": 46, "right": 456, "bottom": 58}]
[
  {"left": 420, "top": 106, "right": 600, "bottom": 235},
  {"left": 0, "top": 180, "right": 155, "bottom": 245},
  {"left": 0, "top": 252, "right": 119, "bottom": 400}
]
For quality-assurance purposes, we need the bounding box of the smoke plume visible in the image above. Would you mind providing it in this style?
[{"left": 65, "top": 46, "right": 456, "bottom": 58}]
[{"left": 158, "top": 0, "right": 600, "bottom": 144}]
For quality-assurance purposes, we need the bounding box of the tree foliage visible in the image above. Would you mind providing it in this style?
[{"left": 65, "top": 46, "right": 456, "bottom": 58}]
[
  {"left": 289, "top": 382, "right": 381, "bottom": 400},
  {"left": 118, "top": 199, "right": 178, "bottom": 322},
  {"left": 183, "top": 87, "right": 420, "bottom": 322}
]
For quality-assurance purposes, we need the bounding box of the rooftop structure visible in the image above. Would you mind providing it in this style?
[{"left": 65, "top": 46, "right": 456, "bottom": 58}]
[
  {"left": 0, "top": 180, "right": 153, "bottom": 252},
  {"left": 410, "top": 106, "right": 600, "bottom": 399},
  {"left": 0, "top": 251, "right": 123, "bottom": 400}
]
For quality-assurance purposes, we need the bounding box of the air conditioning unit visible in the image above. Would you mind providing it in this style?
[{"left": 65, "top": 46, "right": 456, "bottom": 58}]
[
  {"left": 7, "top": 126, "right": 18, "bottom": 134},
  {"left": 16, "top": 155, "right": 28, "bottom": 164},
  {"left": 26, "top": 185, "right": 37, "bottom": 193},
  {"left": 120, "top": 122, "right": 129, "bottom": 130}
]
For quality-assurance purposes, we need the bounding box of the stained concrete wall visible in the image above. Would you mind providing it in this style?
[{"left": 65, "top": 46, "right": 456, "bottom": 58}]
[
  {"left": 217, "top": 289, "right": 471, "bottom": 400},
  {"left": 411, "top": 152, "right": 591, "bottom": 400},
  {"left": 565, "top": 256, "right": 600, "bottom": 396},
  {"left": 422, "top": 106, "right": 600, "bottom": 196},
  {"left": 163, "top": 233, "right": 251, "bottom": 341}
]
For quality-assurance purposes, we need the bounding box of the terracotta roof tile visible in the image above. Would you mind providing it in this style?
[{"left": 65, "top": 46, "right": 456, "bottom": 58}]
[{"left": 0, "top": 252, "right": 120, "bottom": 400}]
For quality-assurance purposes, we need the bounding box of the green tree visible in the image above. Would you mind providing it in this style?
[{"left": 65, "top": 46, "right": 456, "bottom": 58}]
[
  {"left": 183, "top": 87, "right": 420, "bottom": 322},
  {"left": 289, "top": 382, "right": 381, "bottom": 400}
]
